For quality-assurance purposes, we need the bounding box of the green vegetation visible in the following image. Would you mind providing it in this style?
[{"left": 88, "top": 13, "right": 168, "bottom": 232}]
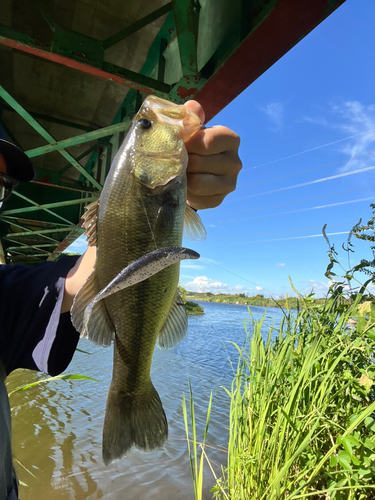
[
  {"left": 185, "top": 291, "right": 375, "bottom": 499},
  {"left": 184, "top": 291, "right": 327, "bottom": 309},
  {"left": 179, "top": 286, "right": 205, "bottom": 315},
  {"left": 184, "top": 209, "right": 375, "bottom": 499},
  {"left": 185, "top": 301, "right": 204, "bottom": 315}
]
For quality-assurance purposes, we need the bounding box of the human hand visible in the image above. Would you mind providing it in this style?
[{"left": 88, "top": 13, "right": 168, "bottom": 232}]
[{"left": 185, "top": 100, "right": 242, "bottom": 210}]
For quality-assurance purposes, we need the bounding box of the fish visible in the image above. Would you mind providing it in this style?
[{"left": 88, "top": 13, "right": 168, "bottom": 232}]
[{"left": 71, "top": 96, "right": 206, "bottom": 465}]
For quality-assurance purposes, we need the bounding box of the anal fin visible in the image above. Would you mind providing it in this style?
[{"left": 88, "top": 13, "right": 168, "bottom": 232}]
[{"left": 156, "top": 290, "right": 188, "bottom": 349}]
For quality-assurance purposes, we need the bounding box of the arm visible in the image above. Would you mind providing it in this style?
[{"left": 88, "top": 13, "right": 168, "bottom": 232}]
[
  {"left": 61, "top": 245, "right": 97, "bottom": 314},
  {"left": 62, "top": 101, "right": 242, "bottom": 311}
]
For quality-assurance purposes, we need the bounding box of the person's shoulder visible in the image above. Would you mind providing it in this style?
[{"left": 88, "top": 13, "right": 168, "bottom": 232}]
[{"left": 0, "top": 255, "right": 81, "bottom": 282}]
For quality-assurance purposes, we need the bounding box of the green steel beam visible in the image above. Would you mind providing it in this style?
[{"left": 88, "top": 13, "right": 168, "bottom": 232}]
[
  {"left": 0, "top": 216, "right": 71, "bottom": 229},
  {"left": 1, "top": 195, "right": 98, "bottom": 216},
  {"left": 9, "top": 252, "right": 50, "bottom": 258},
  {"left": 4, "top": 232, "right": 60, "bottom": 245},
  {"left": 58, "top": 143, "right": 103, "bottom": 176},
  {"left": 102, "top": 3, "right": 173, "bottom": 50},
  {"left": 3, "top": 227, "right": 75, "bottom": 238},
  {"left": 1, "top": 103, "right": 98, "bottom": 132},
  {"left": 0, "top": 218, "right": 62, "bottom": 244},
  {"left": 7, "top": 245, "right": 51, "bottom": 255},
  {"left": 12, "top": 191, "right": 73, "bottom": 224},
  {"left": 33, "top": 173, "right": 98, "bottom": 193},
  {"left": 172, "top": 0, "right": 200, "bottom": 75},
  {"left": 0, "top": 85, "right": 103, "bottom": 190},
  {"left": 6, "top": 243, "right": 57, "bottom": 251},
  {"left": 26, "top": 120, "right": 131, "bottom": 158}
]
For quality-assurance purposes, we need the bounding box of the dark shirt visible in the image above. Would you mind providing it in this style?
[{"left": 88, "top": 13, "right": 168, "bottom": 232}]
[{"left": 0, "top": 256, "right": 80, "bottom": 500}]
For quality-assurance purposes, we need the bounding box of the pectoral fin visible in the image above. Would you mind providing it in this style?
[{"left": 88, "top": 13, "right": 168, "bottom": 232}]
[
  {"left": 81, "top": 200, "right": 99, "bottom": 246},
  {"left": 71, "top": 269, "right": 115, "bottom": 346},
  {"left": 156, "top": 291, "right": 188, "bottom": 349},
  {"left": 184, "top": 204, "right": 206, "bottom": 241}
]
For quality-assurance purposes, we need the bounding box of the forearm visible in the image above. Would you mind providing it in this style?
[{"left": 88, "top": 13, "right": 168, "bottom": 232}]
[{"left": 61, "top": 246, "right": 97, "bottom": 314}]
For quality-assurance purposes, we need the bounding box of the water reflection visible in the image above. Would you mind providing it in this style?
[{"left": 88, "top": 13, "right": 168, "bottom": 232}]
[{"left": 7, "top": 303, "right": 284, "bottom": 499}]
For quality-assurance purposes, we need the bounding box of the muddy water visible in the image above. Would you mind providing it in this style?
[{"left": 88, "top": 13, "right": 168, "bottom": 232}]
[{"left": 7, "top": 302, "right": 284, "bottom": 500}]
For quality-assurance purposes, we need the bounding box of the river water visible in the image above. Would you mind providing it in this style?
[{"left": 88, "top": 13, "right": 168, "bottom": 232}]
[{"left": 7, "top": 302, "right": 284, "bottom": 500}]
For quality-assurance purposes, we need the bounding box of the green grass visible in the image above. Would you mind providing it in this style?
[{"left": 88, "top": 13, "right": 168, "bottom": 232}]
[{"left": 185, "top": 289, "right": 375, "bottom": 499}]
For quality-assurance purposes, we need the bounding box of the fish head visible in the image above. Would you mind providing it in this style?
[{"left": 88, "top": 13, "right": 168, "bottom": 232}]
[{"left": 131, "top": 96, "right": 201, "bottom": 190}]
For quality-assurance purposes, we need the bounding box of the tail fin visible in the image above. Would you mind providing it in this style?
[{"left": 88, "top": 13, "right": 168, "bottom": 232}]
[{"left": 102, "top": 382, "right": 168, "bottom": 465}]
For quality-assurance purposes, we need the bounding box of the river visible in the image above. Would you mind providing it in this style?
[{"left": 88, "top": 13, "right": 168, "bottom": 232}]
[{"left": 7, "top": 302, "right": 285, "bottom": 500}]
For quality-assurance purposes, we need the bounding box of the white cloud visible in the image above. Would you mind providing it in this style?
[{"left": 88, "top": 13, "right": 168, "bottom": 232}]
[
  {"left": 304, "top": 101, "right": 375, "bottom": 172},
  {"left": 302, "top": 279, "right": 330, "bottom": 297},
  {"left": 276, "top": 263, "right": 285, "bottom": 267},
  {"left": 260, "top": 102, "right": 284, "bottom": 131},
  {"left": 301, "top": 278, "right": 374, "bottom": 298},
  {"left": 256, "top": 286, "right": 263, "bottom": 291},
  {"left": 181, "top": 275, "right": 252, "bottom": 295}
]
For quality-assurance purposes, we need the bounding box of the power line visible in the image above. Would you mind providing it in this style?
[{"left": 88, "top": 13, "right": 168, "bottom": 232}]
[
  {"left": 206, "top": 197, "right": 374, "bottom": 226},
  {"left": 206, "top": 221, "right": 355, "bottom": 241},
  {"left": 228, "top": 165, "right": 375, "bottom": 203},
  {"left": 203, "top": 231, "right": 351, "bottom": 247},
  {"left": 238, "top": 151, "right": 375, "bottom": 190},
  {"left": 199, "top": 257, "right": 282, "bottom": 299},
  {"left": 245, "top": 129, "right": 375, "bottom": 171},
  {"left": 204, "top": 185, "right": 375, "bottom": 220}
]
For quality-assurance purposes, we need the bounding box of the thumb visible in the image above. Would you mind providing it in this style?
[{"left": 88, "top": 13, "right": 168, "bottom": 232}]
[{"left": 185, "top": 100, "right": 205, "bottom": 124}]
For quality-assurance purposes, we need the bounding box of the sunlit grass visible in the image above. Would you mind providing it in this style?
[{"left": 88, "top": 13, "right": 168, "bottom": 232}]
[{"left": 185, "top": 288, "right": 375, "bottom": 499}]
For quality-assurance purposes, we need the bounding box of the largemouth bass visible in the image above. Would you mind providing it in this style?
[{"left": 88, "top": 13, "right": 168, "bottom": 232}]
[{"left": 71, "top": 96, "right": 206, "bottom": 465}]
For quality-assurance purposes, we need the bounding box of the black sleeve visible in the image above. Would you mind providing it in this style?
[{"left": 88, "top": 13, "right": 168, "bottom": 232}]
[{"left": 0, "top": 256, "right": 81, "bottom": 376}]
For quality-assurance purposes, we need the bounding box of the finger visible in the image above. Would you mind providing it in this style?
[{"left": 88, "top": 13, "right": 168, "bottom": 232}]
[
  {"left": 187, "top": 151, "right": 242, "bottom": 176},
  {"left": 185, "top": 100, "right": 205, "bottom": 123},
  {"left": 187, "top": 172, "right": 237, "bottom": 197},
  {"left": 187, "top": 192, "right": 226, "bottom": 211},
  {"left": 185, "top": 125, "right": 240, "bottom": 156}
]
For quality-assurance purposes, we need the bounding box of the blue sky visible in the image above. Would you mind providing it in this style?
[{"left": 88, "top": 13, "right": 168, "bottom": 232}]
[{"left": 67, "top": 0, "right": 375, "bottom": 299}]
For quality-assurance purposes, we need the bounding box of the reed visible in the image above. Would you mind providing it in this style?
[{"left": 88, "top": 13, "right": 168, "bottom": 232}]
[{"left": 186, "top": 287, "right": 375, "bottom": 499}]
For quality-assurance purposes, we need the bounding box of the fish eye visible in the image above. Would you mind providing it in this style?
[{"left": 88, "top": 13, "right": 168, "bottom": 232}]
[{"left": 138, "top": 118, "right": 152, "bottom": 130}]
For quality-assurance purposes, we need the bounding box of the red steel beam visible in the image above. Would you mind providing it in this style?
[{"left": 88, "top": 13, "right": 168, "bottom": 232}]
[
  {"left": 0, "top": 37, "right": 168, "bottom": 96},
  {"left": 195, "top": 0, "right": 346, "bottom": 122}
]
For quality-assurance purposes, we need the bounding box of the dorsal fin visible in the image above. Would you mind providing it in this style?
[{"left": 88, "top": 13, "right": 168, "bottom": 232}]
[{"left": 81, "top": 200, "right": 99, "bottom": 246}]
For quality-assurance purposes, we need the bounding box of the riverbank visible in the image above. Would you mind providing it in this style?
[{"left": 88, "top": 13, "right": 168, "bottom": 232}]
[{"left": 185, "top": 292, "right": 326, "bottom": 309}]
